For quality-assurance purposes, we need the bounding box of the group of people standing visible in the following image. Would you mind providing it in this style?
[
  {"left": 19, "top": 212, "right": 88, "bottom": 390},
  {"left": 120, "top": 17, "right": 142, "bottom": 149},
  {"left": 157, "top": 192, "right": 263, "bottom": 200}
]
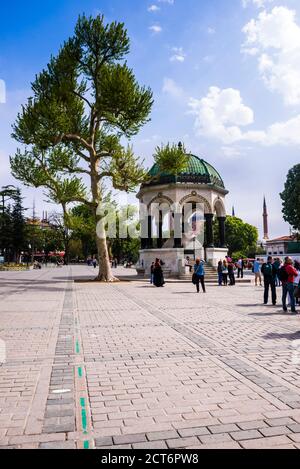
[
  {"left": 260, "top": 256, "right": 300, "bottom": 314},
  {"left": 217, "top": 257, "right": 243, "bottom": 286},
  {"left": 150, "top": 259, "right": 165, "bottom": 288}
]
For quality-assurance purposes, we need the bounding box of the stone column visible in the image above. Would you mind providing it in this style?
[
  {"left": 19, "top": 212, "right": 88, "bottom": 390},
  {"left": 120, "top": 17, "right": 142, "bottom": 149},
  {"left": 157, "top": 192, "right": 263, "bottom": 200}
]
[
  {"left": 157, "top": 211, "right": 163, "bottom": 249},
  {"left": 140, "top": 214, "right": 148, "bottom": 250},
  {"left": 174, "top": 212, "right": 183, "bottom": 248},
  {"left": 205, "top": 214, "right": 214, "bottom": 248},
  {"left": 147, "top": 215, "right": 153, "bottom": 249},
  {"left": 218, "top": 217, "right": 226, "bottom": 248}
]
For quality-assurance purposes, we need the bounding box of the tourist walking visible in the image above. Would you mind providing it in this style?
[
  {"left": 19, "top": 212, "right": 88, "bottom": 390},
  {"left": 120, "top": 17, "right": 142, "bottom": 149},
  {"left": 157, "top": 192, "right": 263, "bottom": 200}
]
[
  {"left": 193, "top": 258, "right": 206, "bottom": 293},
  {"left": 153, "top": 259, "right": 165, "bottom": 288},
  {"left": 261, "top": 256, "right": 277, "bottom": 305},
  {"left": 237, "top": 258, "right": 244, "bottom": 279},
  {"left": 280, "top": 257, "right": 298, "bottom": 314},
  {"left": 222, "top": 260, "right": 228, "bottom": 286},
  {"left": 217, "top": 261, "right": 223, "bottom": 286},
  {"left": 253, "top": 259, "right": 262, "bottom": 286}
]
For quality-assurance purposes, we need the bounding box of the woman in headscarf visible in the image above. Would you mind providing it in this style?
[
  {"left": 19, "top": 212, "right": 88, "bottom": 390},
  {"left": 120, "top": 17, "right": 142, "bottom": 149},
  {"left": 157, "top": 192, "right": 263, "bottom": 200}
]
[{"left": 153, "top": 259, "right": 165, "bottom": 287}]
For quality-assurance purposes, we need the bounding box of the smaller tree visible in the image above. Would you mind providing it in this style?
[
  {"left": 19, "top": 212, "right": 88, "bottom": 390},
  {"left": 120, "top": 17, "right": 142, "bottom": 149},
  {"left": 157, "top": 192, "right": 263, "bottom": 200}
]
[
  {"left": 11, "top": 189, "right": 27, "bottom": 262},
  {"left": 153, "top": 143, "right": 189, "bottom": 177},
  {"left": 280, "top": 164, "right": 300, "bottom": 233},
  {"left": 225, "top": 216, "right": 258, "bottom": 258}
]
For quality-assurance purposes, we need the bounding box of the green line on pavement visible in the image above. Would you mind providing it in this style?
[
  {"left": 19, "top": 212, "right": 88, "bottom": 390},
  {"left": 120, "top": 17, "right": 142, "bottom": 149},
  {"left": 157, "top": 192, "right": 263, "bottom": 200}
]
[
  {"left": 78, "top": 367, "right": 83, "bottom": 378},
  {"left": 76, "top": 340, "right": 80, "bottom": 354},
  {"left": 83, "top": 441, "right": 89, "bottom": 449},
  {"left": 80, "top": 397, "right": 85, "bottom": 408},
  {"left": 81, "top": 408, "right": 87, "bottom": 433}
]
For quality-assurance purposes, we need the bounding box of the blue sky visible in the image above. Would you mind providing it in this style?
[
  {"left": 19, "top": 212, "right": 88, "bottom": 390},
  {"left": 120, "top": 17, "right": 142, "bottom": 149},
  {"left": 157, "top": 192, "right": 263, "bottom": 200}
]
[{"left": 1, "top": 0, "right": 300, "bottom": 238}]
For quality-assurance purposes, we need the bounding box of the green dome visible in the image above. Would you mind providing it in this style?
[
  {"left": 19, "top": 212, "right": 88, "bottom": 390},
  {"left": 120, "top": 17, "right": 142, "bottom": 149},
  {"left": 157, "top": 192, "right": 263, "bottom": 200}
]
[{"left": 143, "top": 154, "right": 225, "bottom": 189}]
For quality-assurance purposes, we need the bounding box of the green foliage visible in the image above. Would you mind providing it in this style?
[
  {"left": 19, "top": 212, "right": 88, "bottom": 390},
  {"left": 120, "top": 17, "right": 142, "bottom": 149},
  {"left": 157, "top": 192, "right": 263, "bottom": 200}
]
[
  {"left": 153, "top": 143, "right": 189, "bottom": 177},
  {"left": 11, "top": 14, "right": 153, "bottom": 279},
  {"left": 110, "top": 205, "right": 140, "bottom": 263},
  {"left": 10, "top": 146, "right": 88, "bottom": 206},
  {"left": 0, "top": 186, "right": 27, "bottom": 262},
  {"left": 69, "top": 204, "right": 97, "bottom": 259},
  {"left": 280, "top": 164, "right": 300, "bottom": 232},
  {"left": 225, "top": 216, "right": 258, "bottom": 258}
]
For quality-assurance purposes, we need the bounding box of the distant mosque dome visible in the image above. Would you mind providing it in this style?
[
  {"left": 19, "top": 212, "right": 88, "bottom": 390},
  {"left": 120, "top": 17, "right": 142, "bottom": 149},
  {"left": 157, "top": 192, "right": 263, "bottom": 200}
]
[{"left": 142, "top": 153, "right": 225, "bottom": 189}]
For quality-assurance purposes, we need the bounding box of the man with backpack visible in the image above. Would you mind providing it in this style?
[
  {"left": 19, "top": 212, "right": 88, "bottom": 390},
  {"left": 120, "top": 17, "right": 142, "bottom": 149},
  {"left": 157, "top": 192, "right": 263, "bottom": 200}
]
[
  {"left": 280, "top": 257, "right": 298, "bottom": 314},
  {"left": 261, "top": 257, "right": 277, "bottom": 306}
]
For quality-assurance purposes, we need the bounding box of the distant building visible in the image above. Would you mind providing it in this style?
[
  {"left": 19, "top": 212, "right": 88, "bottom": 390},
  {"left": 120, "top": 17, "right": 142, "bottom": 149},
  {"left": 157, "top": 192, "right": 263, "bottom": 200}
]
[{"left": 265, "top": 236, "right": 299, "bottom": 257}]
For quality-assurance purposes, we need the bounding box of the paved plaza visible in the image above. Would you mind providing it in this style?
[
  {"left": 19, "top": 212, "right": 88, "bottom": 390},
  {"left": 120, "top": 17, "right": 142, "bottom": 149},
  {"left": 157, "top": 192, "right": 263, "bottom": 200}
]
[{"left": 1, "top": 266, "right": 300, "bottom": 449}]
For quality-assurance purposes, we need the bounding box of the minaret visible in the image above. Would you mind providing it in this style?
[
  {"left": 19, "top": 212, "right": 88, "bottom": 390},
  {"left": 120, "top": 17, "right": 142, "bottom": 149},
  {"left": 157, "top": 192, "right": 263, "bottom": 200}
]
[
  {"left": 263, "top": 196, "right": 269, "bottom": 240},
  {"left": 232, "top": 206, "right": 235, "bottom": 217}
]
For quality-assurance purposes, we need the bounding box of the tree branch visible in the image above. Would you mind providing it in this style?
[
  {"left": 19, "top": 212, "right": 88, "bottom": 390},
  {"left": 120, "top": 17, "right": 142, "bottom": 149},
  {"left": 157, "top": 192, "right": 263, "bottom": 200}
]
[{"left": 63, "top": 134, "right": 94, "bottom": 153}]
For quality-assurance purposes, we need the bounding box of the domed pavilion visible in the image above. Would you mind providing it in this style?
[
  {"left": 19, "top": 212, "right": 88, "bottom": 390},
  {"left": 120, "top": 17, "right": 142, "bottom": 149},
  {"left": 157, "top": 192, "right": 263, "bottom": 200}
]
[{"left": 137, "top": 150, "right": 229, "bottom": 278}]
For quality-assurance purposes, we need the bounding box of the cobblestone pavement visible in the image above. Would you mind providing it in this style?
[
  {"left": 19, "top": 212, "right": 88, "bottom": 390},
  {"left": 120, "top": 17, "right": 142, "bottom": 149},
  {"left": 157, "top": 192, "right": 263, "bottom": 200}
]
[{"left": 1, "top": 266, "right": 300, "bottom": 449}]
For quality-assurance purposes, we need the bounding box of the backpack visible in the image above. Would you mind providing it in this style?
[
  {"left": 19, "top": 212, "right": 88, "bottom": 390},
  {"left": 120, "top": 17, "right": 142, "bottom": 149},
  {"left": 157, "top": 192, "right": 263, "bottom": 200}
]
[
  {"left": 278, "top": 266, "right": 289, "bottom": 282},
  {"left": 262, "top": 263, "right": 273, "bottom": 277}
]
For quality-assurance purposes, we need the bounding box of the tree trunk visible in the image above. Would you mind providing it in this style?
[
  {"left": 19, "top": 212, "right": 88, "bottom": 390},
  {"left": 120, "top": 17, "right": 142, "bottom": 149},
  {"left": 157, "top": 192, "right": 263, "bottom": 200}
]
[
  {"left": 95, "top": 216, "right": 118, "bottom": 282},
  {"left": 90, "top": 159, "right": 118, "bottom": 282}
]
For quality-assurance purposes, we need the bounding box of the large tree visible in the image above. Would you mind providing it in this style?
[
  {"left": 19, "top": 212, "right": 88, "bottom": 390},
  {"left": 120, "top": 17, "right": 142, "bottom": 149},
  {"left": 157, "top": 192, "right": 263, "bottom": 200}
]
[
  {"left": 280, "top": 164, "right": 300, "bottom": 233},
  {"left": 223, "top": 216, "right": 258, "bottom": 258},
  {"left": 11, "top": 14, "right": 153, "bottom": 282}
]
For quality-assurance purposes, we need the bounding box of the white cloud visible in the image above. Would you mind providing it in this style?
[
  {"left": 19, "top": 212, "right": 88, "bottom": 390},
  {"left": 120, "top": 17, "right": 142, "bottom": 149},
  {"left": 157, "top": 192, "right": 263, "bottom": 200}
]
[
  {"left": 170, "top": 47, "right": 186, "bottom": 62},
  {"left": 158, "top": 0, "right": 174, "bottom": 4},
  {"left": 207, "top": 27, "right": 215, "bottom": 35},
  {"left": 189, "top": 85, "right": 300, "bottom": 147},
  {"left": 163, "top": 78, "right": 184, "bottom": 98},
  {"left": 148, "top": 5, "right": 160, "bottom": 12},
  {"left": 149, "top": 24, "right": 162, "bottom": 34},
  {"left": 261, "top": 114, "right": 300, "bottom": 146},
  {"left": 221, "top": 147, "right": 241, "bottom": 158},
  {"left": 242, "top": 7, "right": 300, "bottom": 105},
  {"left": 242, "top": 0, "right": 274, "bottom": 8},
  {"left": 189, "top": 86, "right": 254, "bottom": 144},
  {"left": 0, "top": 80, "right": 6, "bottom": 104}
]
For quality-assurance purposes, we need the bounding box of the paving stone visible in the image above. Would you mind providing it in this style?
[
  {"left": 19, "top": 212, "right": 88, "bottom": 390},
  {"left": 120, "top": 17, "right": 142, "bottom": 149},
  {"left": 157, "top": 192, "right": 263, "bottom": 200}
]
[
  {"left": 147, "top": 430, "right": 179, "bottom": 441},
  {"left": 133, "top": 441, "right": 168, "bottom": 449},
  {"left": 208, "top": 424, "right": 240, "bottom": 434},
  {"left": 230, "top": 430, "right": 263, "bottom": 441},
  {"left": 288, "top": 433, "right": 300, "bottom": 443},
  {"left": 241, "top": 436, "right": 293, "bottom": 449},
  {"left": 237, "top": 420, "right": 269, "bottom": 431},
  {"left": 287, "top": 424, "right": 300, "bottom": 433},
  {"left": 199, "top": 433, "right": 233, "bottom": 445},
  {"left": 167, "top": 437, "right": 200, "bottom": 449},
  {"left": 113, "top": 433, "right": 147, "bottom": 445},
  {"left": 265, "top": 418, "right": 296, "bottom": 427},
  {"left": 94, "top": 437, "right": 113, "bottom": 447},
  {"left": 178, "top": 427, "right": 210, "bottom": 438},
  {"left": 39, "top": 441, "right": 76, "bottom": 449},
  {"left": 259, "top": 426, "right": 290, "bottom": 437}
]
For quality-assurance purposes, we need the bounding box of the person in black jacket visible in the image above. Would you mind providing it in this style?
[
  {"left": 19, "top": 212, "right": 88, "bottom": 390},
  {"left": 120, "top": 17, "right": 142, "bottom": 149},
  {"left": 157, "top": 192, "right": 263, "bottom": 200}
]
[
  {"left": 153, "top": 259, "right": 165, "bottom": 288},
  {"left": 261, "top": 256, "right": 277, "bottom": 305}
]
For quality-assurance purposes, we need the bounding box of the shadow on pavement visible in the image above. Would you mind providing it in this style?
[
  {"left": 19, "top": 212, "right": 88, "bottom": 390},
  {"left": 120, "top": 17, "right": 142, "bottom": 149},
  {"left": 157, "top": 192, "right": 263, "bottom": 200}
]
[{"left": 263, "top": 332, "right": 300, "bottom": 340}]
